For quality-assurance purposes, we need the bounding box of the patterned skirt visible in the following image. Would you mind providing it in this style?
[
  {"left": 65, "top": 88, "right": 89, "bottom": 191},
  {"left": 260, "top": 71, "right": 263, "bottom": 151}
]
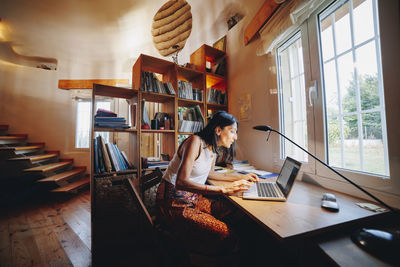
[{"left": 156, "top": 180, "right": 238, "bottom": 254}]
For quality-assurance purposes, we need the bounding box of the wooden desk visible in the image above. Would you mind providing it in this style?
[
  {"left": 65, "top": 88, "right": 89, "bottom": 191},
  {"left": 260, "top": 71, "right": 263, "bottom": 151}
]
[{"left": 209, "top": 178, "right": 388, "bottom": 241}]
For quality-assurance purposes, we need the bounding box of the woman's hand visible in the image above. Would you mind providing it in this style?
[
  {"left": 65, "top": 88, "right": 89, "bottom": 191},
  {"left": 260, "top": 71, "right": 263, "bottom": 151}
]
[
  {"left": 240, "top": 172, "right": 258, "bottom": 183},
  {"left": 221, "top": 179, "right": 253, "bottom": 195}
]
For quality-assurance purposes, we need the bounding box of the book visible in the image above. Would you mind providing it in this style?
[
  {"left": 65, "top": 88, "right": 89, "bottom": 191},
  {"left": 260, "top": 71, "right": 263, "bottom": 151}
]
[
  {"left": 141, "top": 99, "right": 150, "bottom": 127},
  {"left": 113, "top": 144, "right": 127, "bottom": 170},
  {"left": 99, "top": 136, "right": 112, "bottom": 172},
  {"left": 121, "top": 151, "right": 134, "bottom": 169},
  {"left": 106, "top": 143, "right": 120, "bottom": 172},
  {"left": 96, "top": 136, "right": 106, "bottom": 173}
]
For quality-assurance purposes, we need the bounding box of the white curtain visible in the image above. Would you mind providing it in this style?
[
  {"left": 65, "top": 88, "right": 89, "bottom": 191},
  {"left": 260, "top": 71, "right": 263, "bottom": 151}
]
[{"left": 256, "top": 0, "right": 324, "bottom": 55}]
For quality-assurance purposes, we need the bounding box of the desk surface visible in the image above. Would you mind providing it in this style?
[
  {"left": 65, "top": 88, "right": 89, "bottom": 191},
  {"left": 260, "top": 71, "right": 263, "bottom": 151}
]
[{"left": 209, "top": 178, "right": 387, "bottom": 241}]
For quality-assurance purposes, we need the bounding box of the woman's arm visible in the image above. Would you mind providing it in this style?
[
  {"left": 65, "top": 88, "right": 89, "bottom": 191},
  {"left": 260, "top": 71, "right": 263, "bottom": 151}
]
[
  {"left": 175, "top": 136, "right": 252, "bottom": 195},
  {"left": 208, "top": 170, "right": 258, "bottom": 182}
]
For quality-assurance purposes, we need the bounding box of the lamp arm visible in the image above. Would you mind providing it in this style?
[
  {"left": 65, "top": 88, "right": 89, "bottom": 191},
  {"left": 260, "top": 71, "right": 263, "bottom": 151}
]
[{"left": 270, "top": 129, "right": 395, "bottom": 212}]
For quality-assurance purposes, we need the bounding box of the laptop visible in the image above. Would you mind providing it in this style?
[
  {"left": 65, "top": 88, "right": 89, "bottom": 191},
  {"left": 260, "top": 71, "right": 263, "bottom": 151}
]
[{"left": 242, "top": 157, "right": 302, "bottom": 201}]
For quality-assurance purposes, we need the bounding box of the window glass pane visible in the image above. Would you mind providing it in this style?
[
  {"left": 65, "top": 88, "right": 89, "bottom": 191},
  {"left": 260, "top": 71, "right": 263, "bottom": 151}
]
[
  {"left": 327, "top": 116, "right": 342, "bottom": 167},
  {"left": 362, "top": 112, "right": 385, "bottom": 175},
  {"left": 76, "top": 101, "right": 111, "bottom": 148},
  {"left": 334, "top": 2, "right": 352, "bottom": 55},
  {"left": 277, "top": 35, "right": 308, "bottom": 162},
  {"left": 353, "top": 0, "right": 374, "bottom": 45},
  {"left": 343, "top": 114, "right": 360, "bottom": 170},
  {"left": 337, "top": 52, "right": 356, "bottom": 114},
  {"left": 319, "top": 0, "right": 388, "bottom": 176},
  {"left": 324, "top": 60, "right": 339, "bottom": 116},
  {"left": 320, "top": 17, "right": 334, "bottom": 61},
  {"left": 76, "top": 102, "right": 91, "bottom": 148}
]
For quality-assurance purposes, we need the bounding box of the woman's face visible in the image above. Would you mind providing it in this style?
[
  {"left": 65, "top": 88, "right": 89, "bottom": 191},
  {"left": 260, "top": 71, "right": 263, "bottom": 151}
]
[{"left": 216, "top": 123, "right": 238, "bottom": 148}]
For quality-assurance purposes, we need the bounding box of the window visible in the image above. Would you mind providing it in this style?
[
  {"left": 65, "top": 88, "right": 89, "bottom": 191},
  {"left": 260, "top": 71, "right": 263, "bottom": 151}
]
[
  {"left": 76, "top": 100, "right": 111, "bottom": 149},
  {"left": 277, "top": 32, "right": 308, "bottom": 162},
  {"left": 275, "top": 0, "right": 396, "bottom": 192},
  {"left": 318, "top": 0, "right": 389, "bottom": 176}
]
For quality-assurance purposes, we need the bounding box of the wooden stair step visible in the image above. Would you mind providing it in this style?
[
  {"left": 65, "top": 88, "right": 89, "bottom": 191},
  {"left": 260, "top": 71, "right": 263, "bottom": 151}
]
[
  {"left": 37, "top": 167, "right": 86, "bottom": 183},
  {"left": 8, "top": 152, "right": 58, "bottom": 163},
  {"left": 14, "top": 144, "right": 44, "bottom": 151},
  {"left": 24, "top": 160, "right": 73, "bottom": 173},
  {"left": 51, "top": 177, "right": 90, "bottom": 192},
  {"left": 0, "top": 135, "right": 26, "bottom": 140},
  {"left": 0, "top": 144, "right": 45, "bottom": 154},
  {"left": 0, "top": 134, "right": 28, "bottom": 145}
]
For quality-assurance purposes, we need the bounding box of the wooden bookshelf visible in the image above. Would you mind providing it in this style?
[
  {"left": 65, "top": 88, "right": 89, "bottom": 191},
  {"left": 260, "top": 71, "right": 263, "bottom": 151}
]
[
  {"left": 90, "top": 45, "right": 229, "bottom": 262},
  {"left": 190, "top": 44, "right": 228, "bottom": 121}
]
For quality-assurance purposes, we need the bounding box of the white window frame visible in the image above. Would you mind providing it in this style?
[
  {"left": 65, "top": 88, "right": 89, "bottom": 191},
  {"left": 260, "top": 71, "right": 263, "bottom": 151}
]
[
  {"left": 276, "top": 31, "right": 316, "bottom": 175},
  {"left": 275, "top": 0, "right": 400, "bottom": 202}
]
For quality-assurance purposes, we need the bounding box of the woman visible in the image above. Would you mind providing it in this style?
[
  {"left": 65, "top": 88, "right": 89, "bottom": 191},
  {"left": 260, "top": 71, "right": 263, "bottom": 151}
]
[{"left": 156, "top": 111, "right": 257, "bottom": 254}]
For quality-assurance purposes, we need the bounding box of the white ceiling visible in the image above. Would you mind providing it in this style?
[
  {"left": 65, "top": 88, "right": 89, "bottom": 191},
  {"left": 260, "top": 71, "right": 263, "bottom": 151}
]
[{"left": 0, "top": 0, "right": 248, "bottom": 75}]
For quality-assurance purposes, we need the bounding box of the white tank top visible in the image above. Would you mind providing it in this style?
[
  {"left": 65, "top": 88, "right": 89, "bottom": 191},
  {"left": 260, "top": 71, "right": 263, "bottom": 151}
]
[{"left": 163, "top": 139, "right": 214, "bottom": 186}]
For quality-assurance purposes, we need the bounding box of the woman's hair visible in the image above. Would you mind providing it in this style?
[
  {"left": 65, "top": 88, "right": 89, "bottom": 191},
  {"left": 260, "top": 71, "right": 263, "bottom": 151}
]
[{"left": 196, "top": 111, "right": 238, "bottom": 156}]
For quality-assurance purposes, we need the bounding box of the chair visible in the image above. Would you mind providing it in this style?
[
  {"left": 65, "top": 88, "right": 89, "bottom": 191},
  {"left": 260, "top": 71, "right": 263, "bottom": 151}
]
[{"left": 130, "top": 169, "right": 239, "bottom": 267}]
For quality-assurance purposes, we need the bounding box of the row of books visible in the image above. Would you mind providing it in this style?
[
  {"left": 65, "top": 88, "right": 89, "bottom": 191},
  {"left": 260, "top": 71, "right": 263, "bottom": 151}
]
[
  {"left": 94, "top": 109, "right": 130, "bottom": 128},
  {"left": 141, "top": 71, "right": 176, "bottom": 95},
  {"left": 178, "top": 120, "right": 204, "bottom": 133},
  {"left": 178, "top": 80, "right": 203, "bottom": 101},
  {"left": 177, "top": 105, "right": 205, "bottom": 133},
  {"left": 93, "top": 135, "right": 134, "bottom": 174},
  {"left": 207, "top": 88, "right": 227, "bottom": 105}
]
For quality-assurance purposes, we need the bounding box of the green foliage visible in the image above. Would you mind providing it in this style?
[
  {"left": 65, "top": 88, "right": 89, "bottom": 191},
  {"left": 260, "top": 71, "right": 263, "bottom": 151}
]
[{"left": 342, "top": 74, "right": 382, "bottom": 139}]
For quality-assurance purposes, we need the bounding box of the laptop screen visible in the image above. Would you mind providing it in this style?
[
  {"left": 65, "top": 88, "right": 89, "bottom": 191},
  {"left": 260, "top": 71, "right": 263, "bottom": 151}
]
[{"left": 276, "top": 157, "right": 301, "bottom": 196}]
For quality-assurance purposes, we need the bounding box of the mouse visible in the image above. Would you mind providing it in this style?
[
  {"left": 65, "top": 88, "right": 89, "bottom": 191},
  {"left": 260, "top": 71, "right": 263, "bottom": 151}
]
[
  {"left": 351, "top": 228, "right": 400, "bottom": 264},
  {"left": 321, "top": 200, "right": 339, "bottom": 211},
  {"left": 322, "top": 192, "right": 336, "bottom": 201},
  {"left": 321, "top": 193, "right": 339, "bottom": 212}
]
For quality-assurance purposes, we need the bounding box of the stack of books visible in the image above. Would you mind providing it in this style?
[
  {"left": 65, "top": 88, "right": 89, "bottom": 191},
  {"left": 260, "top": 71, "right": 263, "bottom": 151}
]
[
  {"left": 142, "top": 157, "right": 169, "bottom": 169},
  {"left": 94, "top": 109, "right": 130, "bottom": 129},
  {"left": 93, "top": 135, "right": 134, "bottom": 174},
  {"left": 229, "top": 159, "right": 278, "bottom": 179}
]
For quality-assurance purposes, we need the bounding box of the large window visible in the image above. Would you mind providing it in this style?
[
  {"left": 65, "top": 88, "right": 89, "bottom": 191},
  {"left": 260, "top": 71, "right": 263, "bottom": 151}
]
[
  {"left": 319, "top": 0, "right": 388, "bottom": 176},
  {"left": 76, "top": 100, "right": 111, "bottom": 149},
  {"left": 276, "top": 0, "right": 394, "bottom": 187}
]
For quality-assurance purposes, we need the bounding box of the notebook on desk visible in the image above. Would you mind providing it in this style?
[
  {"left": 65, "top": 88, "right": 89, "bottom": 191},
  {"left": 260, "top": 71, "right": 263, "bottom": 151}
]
[{"left": 242, "top": 157, "right": 302, "bottom": 201}]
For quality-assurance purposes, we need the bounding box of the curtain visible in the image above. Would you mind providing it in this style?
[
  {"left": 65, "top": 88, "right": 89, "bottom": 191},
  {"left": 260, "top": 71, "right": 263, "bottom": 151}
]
[{"left": 256, "top": 0, "right": 324, "bottom": 55}]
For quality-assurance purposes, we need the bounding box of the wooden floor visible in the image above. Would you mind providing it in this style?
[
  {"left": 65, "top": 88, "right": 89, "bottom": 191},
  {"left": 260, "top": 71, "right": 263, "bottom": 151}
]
[{"left": 0, "top": 190, "right": 92, "bottom": 267}]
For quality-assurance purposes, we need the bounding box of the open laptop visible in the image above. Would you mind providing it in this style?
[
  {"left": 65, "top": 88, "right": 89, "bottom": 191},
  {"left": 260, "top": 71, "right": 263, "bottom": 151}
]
[{"left": 242, "top": 157, "right": 301, "bottom": 201}]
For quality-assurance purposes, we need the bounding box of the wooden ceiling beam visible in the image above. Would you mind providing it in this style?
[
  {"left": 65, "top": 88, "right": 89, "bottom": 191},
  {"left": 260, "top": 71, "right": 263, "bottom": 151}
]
[
  {"left": 244, "top": 0, "right": 280, "bottom": 45},
  {"left": 58, "top": 79, "right": 129, "bottom": 90}
]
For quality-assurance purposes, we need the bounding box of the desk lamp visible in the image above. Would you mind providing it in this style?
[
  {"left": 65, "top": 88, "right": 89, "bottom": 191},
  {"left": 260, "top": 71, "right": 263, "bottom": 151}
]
[{"left": 253, "top": 125, "right": 400, "bottom": 264}]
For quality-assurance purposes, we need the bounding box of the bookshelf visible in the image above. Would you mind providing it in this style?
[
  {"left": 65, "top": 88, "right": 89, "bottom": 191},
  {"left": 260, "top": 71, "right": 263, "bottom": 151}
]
[
  {"left": 190, "top": 44, "right": 228, "bottom": 121},
  {"left": 90, "top": 45, "right": 228, "bottom": 185},
  {"left": 90, "top": 44, "right": 228, "bottom": 262},
  {"left": 90, "top": 83, "right": 139, "bottom": 263}
]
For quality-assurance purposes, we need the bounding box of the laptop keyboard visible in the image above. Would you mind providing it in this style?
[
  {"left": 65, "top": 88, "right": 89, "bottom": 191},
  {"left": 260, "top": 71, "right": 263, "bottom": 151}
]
[{"left": 257, "top": 183, "right": 280, "bottom": 198}]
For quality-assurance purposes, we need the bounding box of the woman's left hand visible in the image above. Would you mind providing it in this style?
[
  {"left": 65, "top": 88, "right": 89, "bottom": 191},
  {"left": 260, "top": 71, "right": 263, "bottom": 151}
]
[{"left": 240, "top": 172, "right": 258, "bottom": 183}]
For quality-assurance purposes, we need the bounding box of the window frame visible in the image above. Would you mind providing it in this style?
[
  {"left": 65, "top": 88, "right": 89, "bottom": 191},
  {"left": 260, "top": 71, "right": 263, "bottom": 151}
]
[
  {"left": 275, "top": 0, "right": 400, "bottom": 200},
  {"left": 74, "top": 98, "right": 113, "bottom": 150}
]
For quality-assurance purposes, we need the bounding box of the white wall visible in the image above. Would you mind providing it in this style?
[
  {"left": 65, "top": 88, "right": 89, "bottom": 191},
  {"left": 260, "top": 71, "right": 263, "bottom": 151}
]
[{"left": 0, "top": 0, "right": 257, "bottom": 168}]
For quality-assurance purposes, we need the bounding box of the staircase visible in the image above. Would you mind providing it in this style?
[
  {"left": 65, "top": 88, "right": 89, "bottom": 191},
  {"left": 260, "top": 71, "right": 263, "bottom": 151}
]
[{"left": 0, "top": 125, "right": 89, "bottom": 205}]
